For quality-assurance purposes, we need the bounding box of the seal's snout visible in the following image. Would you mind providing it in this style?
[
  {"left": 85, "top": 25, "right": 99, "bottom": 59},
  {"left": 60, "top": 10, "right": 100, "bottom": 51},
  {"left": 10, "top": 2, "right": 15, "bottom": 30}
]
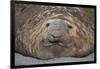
[
  {"left": 48, "top": 31, "right": 61, "bottom": 43},
  {"left": 46, "top": 19, "right": 67, "bottom": 43}
]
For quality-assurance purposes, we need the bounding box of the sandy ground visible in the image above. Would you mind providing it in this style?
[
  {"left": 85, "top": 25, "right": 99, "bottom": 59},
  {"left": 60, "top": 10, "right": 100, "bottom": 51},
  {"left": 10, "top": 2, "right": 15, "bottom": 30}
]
[{"left": 15, "top": 53, "right": 94, "bottom": 66}]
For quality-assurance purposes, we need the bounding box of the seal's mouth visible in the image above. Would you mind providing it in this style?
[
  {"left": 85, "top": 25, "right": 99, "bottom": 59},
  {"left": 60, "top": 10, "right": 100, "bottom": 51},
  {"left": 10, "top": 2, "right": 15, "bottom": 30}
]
[
  {"left": 44, "top": 38, "right": 69, "bottom": 49},
  {"left": 44, "top": 41, "right": 64, "bottom": 47},
  {"left": 36, "top": 39, "right": 73, "bottom": 59}
]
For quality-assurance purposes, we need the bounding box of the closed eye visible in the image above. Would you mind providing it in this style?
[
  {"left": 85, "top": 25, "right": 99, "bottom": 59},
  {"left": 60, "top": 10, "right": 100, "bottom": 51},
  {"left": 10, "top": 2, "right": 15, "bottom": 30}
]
[
  {"left": 68, "top": 25, "right": 72, "bottom": 29},
  {"left": 46, "top": 23, "right": 50, "bottom": 27}
]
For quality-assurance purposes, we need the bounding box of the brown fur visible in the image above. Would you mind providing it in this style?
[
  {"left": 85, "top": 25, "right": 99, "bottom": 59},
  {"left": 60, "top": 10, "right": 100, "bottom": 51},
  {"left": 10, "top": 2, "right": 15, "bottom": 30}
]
[{"left": 15, "top": 5, "right": 94, "bottom": 59}]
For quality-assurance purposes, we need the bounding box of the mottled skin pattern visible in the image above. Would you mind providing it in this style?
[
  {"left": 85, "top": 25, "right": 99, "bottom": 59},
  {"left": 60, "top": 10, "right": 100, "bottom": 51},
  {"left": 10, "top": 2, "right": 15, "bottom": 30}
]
[{"left": 15, "top": 5, "right": 94, "bottom": 59}]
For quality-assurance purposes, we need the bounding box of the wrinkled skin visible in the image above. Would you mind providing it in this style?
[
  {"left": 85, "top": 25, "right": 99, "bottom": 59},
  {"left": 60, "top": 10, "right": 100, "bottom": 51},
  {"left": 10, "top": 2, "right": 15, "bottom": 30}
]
[{"left": 15, "top": 5, "right": 94, "bottom": 59}]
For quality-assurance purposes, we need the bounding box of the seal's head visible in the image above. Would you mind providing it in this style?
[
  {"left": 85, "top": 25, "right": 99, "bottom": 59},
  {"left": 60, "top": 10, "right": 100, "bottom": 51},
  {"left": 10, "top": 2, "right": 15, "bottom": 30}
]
[
  {"left": 34, "top": 17, "right": 93, "bottom": 59},
  {"left": 15, "top": 6, "right": 94, "bottom": 60}
]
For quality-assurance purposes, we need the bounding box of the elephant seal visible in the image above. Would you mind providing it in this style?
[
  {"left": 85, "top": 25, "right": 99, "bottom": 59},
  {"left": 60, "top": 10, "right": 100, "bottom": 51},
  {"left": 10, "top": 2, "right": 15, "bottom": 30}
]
[{"left": 15, "top": 5, "right": 94, "bottom": 59}]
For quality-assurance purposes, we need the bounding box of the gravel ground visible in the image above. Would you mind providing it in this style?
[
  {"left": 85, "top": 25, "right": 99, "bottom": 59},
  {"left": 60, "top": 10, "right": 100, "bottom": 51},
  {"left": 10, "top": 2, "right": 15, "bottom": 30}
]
[{"left": 15, "top": 53, "right": 94, "bottom": 66}]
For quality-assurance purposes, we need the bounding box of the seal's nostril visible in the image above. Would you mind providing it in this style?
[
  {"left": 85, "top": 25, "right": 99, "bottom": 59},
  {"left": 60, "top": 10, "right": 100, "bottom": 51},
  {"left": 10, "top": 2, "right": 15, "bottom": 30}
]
[
  {"left": 48, "top": 34, "right": 60, "bottom": 43},
  {"left": 51, "top": 34, "right": 61, "bottom": 38},
  {"left": 51, "top": 34, "right": 56, "bottom": 38}
]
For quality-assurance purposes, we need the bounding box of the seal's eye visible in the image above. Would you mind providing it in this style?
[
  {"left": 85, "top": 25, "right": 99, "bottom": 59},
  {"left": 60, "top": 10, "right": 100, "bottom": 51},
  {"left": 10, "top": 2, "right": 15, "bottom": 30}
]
[
  {"left": 46, "top": 23, "right": 50, "bottom": 27},
  {"left": 68, "top": 24, "right": 72, "bottom": 29}
]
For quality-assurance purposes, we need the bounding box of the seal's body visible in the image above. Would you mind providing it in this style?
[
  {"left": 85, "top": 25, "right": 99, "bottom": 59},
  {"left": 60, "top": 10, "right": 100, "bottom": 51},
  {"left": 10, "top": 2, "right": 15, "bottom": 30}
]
[{"left": 15, "top": 5, "right": 94, "bottom": 59}]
